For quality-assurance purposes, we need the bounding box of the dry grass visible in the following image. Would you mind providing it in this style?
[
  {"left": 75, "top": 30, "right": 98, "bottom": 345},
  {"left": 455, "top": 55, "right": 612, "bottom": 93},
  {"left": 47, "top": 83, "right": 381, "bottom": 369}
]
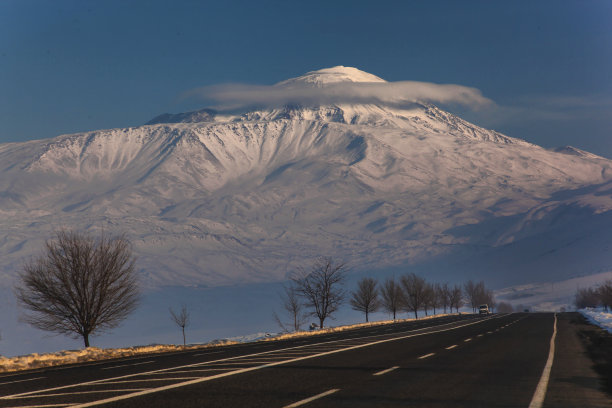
[{"left": 0, "top": 313, "right": 459, "bottom": 373}]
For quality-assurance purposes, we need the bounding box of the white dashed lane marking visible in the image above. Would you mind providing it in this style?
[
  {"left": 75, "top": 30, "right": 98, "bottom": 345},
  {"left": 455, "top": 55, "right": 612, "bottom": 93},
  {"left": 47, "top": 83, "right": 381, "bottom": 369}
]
[
  {"left": 102, "top": 361, "right": 155, "bottom": 370},
  {"left": 283, "top": 389, "right": 340, "bottom": 408},
  {"left": 373, "top": 366, "right": 399, "bottom": 376},
  {"left": 6, "top": 389, "right": 149, "bottom": 399}
]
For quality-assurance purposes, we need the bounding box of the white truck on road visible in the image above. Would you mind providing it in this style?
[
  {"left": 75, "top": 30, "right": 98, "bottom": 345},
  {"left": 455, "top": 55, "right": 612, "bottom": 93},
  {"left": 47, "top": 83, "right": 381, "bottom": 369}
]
[{"left": 478, "top": 304, "right": 490, "bottom": 315}]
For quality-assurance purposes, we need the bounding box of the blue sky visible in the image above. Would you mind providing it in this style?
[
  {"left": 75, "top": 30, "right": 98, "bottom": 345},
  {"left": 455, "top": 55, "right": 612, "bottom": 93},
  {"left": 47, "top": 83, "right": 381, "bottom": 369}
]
[{"left": 1, "top": 0, "right": 611, "bottom": 157}]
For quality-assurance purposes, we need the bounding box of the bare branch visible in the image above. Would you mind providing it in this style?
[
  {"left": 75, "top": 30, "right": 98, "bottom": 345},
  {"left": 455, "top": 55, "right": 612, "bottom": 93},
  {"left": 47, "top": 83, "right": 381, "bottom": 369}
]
[
  {"left": 449, "top": 284, "right": 463, "bottom": 313},
  {"left": 14, "top": 230, "right": 140, "bottom": 347},
  {"left": 274, "top": 284, "right": 307, "bottom": 332},
  {"left": 380, "top": 278, "right": 403, "bottom": 320},
  {"left": 349, "top": 277, "right": 380, "bottom": 322},
  {"left": 169, "top": 305, "right": 190, "bottom": 346},
  {"left": 292, "top": 256, "right": 347, "bottom": 329},
  {"left": 400, "top": 273, "right": 427, "bottom": 319}
]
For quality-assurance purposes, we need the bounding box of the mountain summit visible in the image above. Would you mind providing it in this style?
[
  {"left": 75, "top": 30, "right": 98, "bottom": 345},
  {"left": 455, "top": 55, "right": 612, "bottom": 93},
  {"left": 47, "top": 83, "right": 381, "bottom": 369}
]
[
  {"left": 276, "top": 66, "right": 387, "bottom": 87},
  {"left": 1, "top": 67, "right": 611, "bottom": 289}
]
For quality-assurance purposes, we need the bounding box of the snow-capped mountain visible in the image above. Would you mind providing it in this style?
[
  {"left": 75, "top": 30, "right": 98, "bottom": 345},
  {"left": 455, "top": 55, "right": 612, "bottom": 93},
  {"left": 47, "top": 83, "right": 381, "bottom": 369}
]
[{"left": 1, "top": 66, "right": 611, "bottom": 289}]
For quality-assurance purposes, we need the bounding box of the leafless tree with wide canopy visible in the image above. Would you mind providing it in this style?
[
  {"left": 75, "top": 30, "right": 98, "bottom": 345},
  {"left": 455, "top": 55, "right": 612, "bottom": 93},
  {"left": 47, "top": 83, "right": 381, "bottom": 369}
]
[{"left": 15, "top": 230, "right": 140, "bottom": 347}]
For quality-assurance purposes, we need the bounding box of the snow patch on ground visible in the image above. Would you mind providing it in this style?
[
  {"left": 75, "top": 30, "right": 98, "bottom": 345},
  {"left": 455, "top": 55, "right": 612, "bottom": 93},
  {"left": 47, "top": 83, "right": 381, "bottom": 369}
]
[
  {"left": 579, "top": 308, "right": 612, "bottom": 333},
  {"left": 495, "top": 270, "right": 612, "bottom": 312}
]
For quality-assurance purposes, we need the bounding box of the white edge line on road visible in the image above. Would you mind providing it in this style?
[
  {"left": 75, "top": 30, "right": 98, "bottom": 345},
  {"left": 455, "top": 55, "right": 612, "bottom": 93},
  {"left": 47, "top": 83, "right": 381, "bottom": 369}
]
[
  {"left": 464, "top": 338, "right": 472, "bottom": 342},
  {"left": 4, "top": 404, "right": 78, "bottom": 408},
  {"left": 283, "top": 389, "right": 340, "bottom": 408},
  {"left": 94, "top": 378, "right": 201, "bottom": 384},
  {"left": 101, "top": 361, "right": 154, "bottom": 370},
  {"left": 418, "top": 353, "right": 435, "bottom": 360},
  {"left": 1, "top": 314, "right": 506, "bottom": 405},
  {"left": 145, "top": 369, "right": 234, "bottom": 374},
  {"left": 7, "top": 389, "right": 149, "bottom": 399},
  {"left": 373, "top": 366, "right": 399, "bottom": 376},
  {"left": 0, "top": 376, "right": 46, "bottom": 386},
  {"left": 445, "top": 345, "right": 458, "bottom": 350},
  {"left": 528, "top": 313, "right": 558, "bottom": 408}
]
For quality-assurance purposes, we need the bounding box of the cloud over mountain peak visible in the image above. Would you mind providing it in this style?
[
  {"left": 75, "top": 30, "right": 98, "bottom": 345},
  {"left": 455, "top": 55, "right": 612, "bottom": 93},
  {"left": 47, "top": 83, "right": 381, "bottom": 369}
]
[{"left": 186, "top": 66, "right": 494, "bottom": 111}]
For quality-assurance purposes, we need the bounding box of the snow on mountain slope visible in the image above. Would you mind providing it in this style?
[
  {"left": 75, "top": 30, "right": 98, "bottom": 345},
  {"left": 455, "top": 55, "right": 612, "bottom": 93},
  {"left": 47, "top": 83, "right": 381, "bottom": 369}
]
[
  {"left": 1, "top": 67, "right": 612, "bottom": 289},
  {"left": 276, "top": 65, "right": 387, "bottom": 87}
]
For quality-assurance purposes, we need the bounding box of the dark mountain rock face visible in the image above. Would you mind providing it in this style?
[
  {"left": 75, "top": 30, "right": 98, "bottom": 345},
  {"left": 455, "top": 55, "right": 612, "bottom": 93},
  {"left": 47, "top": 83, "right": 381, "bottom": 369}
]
[{"left": 146, "top": 109, "right": 216, "bottom": 125}]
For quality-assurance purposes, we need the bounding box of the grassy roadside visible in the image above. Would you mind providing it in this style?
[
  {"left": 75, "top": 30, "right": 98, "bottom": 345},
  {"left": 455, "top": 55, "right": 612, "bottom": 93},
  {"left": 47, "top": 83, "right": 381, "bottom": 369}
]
[
  {"left": 0, "top": 312, "right": 461, "bottom": 373},
  {"left": 573, "top": 313, "right": 612, "bottom": 396}
]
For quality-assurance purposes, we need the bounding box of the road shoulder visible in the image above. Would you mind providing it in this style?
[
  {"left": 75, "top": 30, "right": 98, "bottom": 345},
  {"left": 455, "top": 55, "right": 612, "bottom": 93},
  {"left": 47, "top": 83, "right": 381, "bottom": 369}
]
[{"left": 545, "top": 312, "right": 612, "bottom": 407}]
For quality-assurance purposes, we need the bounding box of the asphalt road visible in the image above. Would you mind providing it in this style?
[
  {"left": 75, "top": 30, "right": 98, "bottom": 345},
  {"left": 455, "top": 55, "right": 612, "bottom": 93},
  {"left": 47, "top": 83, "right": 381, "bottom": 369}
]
[{"left": 0, "top": 313, "right": 609, "bottom": 407}]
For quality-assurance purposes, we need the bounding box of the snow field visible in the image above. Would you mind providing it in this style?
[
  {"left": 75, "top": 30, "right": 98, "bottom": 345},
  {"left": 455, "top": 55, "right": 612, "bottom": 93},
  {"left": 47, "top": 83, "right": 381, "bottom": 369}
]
[{"left": 579, "top": 308, "right": 612, "bottom": 333}]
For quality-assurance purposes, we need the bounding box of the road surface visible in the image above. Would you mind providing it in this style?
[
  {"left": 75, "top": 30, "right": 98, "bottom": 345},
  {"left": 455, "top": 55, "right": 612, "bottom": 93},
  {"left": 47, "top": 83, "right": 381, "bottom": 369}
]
[{"left": 0, "top": 313, "right": 609, "bottom": 407}]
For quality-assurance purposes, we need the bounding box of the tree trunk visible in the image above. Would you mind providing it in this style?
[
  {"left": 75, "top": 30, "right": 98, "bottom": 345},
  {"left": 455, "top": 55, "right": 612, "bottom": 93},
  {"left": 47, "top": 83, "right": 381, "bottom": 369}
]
[
  {"left": 182, "top": 326, "right": 186, "bottom": 346},
  {"left": 83, "top": 333, "right": 90, "bottom": 348},
  {"left": 414, "top": 310, "right": 418, "bottom": 319},
  {"left": 319, "top": 317, "right": 325, "bottom": 329},
  {"left": 393, "top": 309, "right": 396, "bottom": 320}
]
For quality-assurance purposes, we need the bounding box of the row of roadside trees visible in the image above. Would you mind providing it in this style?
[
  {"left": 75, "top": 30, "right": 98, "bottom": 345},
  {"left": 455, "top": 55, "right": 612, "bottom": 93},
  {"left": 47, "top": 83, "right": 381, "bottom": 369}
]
[
  {"left": 275, "top": 256, "right": 496, "bottom": 332},
  {"left": 575, "top": 281, "right": 612, "bottom": 310},
  {"left": 12, "top": 230, "right": 498, "bottom": 348}
]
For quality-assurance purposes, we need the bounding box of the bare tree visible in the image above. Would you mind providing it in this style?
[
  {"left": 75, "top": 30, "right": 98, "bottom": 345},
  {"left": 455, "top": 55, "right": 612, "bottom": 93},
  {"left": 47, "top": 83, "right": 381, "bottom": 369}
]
[
  {"left": 350, "top": 277, "right": 380, "bottom": 322},
  {"left": 597, "top": 281, "right": 612, "bottom": 312},
  {"left": 449, "top": 284, "right": 463, "bottom": 313},
  {"left": 14, "top": 230, "right": 139, "bottom": 347},
  {"left": 421, "top": 283, "right": 434, "bottom": 316},
  {"left": 575, "top": 287, "right": 600, "bottom": 309},
  {"left": 380, "top": 278, "right": 403, "bottom": 320},
  {"left": 169, "top": 305, "right": 190, "bottom": 346},
  {"left": 273, "top": 283, "right": 307, "bottom": 332},
  {"left": 464, "top": 280, "right": 492, "bottom": 313},
  {"left": 463, "top": 280, "right": 497, "bottom": 314},
  {"left": 400, "top": 273, "right": 428, "bottom": 319},
  {"left": 485, "top": 288, "right": 496, "bottom": 312},
  {"left": 464, "top": 280, "right": 479, "bottom": 313},
  {"left": 438, "top": 283, "right": 451, "bottom": 314},
  {"left": 429, "top": 283, "right": 443, "bottom": 315},
  {"left": 292, "top": 257, "right": 347, "bottom": 329}
]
